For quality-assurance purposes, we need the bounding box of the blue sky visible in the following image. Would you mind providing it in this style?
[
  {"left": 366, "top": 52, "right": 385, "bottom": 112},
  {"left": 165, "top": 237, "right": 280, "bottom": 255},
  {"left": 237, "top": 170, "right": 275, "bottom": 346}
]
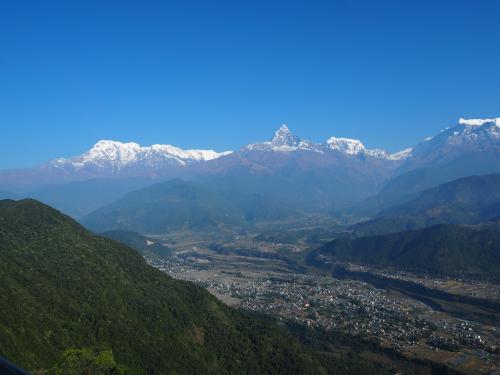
[{"left": 1, "top": 0, "right": 499, "bottom": 168}]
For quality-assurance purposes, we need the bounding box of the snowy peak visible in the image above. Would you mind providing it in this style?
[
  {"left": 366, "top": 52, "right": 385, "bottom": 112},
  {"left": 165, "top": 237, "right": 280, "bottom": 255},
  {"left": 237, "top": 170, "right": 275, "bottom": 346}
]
[
  {"left": 325, "top": 136, "right": 408, "bottom": 160},
  {"left": 85, "top": 140, "right": 142, "bottom": 165},
  {"left": 408, "top": 117, "right": 500, "bottom": 163},
  {"left": 326, "top": 137, "right": 366, "bottom": 155},
  {"left": 246, "top": 125, "right": 317, "bottom": 152},
  {"left": 54, "top": 116, "right": 500, "bottom": 174},
  {"left": 271, "top": 124, "right": 301, "bottom": 147},
  {"left": 54, "top": 140, "right": 232, "bottom": 170},
  {"left": 274, "top": 124, "right": 291, "bottom": 137},
  {"left": 143, "top": 144, "right": 231, "bottom": 162},
  {"left": 422, "top": 117, "right": 500, "bottom": 144},
  {"left": 245, "top": 125, "right": 410, "bottom": 160}
]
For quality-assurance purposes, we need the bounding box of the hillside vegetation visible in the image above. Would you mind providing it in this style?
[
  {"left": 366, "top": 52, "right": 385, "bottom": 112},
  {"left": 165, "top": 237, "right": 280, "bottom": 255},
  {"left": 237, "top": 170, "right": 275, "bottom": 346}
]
[
  {"left": 308, "top": 224, "right": 500, "bottom": 279},
  {"left": 0, "top": 199, "right": 375, "bottom": 374}
]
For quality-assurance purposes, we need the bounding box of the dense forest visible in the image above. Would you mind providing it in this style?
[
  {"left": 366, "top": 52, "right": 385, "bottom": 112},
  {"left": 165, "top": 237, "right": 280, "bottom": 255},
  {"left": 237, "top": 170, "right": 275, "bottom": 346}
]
[
  {"left": 0, "top": 199, "right": 387, "bottom": 374},
  {"left": 308, "top": 224, "right": 500, "bottom": 279}
]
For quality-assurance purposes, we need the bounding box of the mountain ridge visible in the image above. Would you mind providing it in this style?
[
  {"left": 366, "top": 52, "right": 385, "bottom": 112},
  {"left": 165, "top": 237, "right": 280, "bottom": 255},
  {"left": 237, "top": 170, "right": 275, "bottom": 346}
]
[
  {"left": 245, "top": 124, "right": 408, "bottom": 159},
  {"left": 308, "top": 223, "right": 500, "bottom": 279},
  {"left": 351, "top": 173, "right": 500, "bottom": 236}
]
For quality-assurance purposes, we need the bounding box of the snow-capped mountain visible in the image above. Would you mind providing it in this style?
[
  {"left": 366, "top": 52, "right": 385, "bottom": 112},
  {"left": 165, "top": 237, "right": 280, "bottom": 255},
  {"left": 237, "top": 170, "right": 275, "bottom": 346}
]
[
  {"left": 246, "top": 124, "right": 409, "bottom": 160},
  {"left": 325, "top": 137, "right": 366, "bottom": 155},
  {"left": 1, "top": 117, "right": 498, "bottom": 202},
  {"left": 325, "top": 137, "right": 410, "bottom": 160},
  {"left": 52, "top": 140, "right": 232, "bottom": 170},
  {"left": 422, "top": 118, "right": 500, "bottom": 149},
  {"left": 400, "top": 117, "right": 500, "bottom": 170},
  {"left": 364, "top": 118, "right": 500, "bottom": 214},
  {"left": 0, "top": 140, "right": 233, "bottom": 193},
  {"left": 245, "top": 125, "right": 319, "bottom": 152}
]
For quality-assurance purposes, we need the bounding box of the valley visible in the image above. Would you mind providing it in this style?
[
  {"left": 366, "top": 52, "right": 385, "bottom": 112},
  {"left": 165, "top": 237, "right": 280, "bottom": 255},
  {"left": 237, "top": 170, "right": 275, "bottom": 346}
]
[
  {"left": 134, "top": 227, "right": 500, "bottom": 375},
  {"left": 4, "top": 120, "right": 500, "bottom": 375}
]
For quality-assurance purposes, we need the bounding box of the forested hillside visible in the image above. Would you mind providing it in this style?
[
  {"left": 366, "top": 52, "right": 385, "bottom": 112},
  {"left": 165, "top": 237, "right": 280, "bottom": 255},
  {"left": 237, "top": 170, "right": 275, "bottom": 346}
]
[{"left": 0, "top": 199, "right": 377, "bottom": 374}]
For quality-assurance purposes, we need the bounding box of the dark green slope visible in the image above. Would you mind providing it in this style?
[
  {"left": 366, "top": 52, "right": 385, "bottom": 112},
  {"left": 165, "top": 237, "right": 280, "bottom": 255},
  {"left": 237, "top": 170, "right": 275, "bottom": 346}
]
[
  {"left": 308, "top": 224, "right": 500, "bottom": 279},
  {"left": 353, "top": 174, "right": 500, "bottom": 236},
  {"left": 0, "top": 199, "right": 328, "bottom": 374},
  {"left": 81, "top": 179, "right": 294, "bottom": 234}
]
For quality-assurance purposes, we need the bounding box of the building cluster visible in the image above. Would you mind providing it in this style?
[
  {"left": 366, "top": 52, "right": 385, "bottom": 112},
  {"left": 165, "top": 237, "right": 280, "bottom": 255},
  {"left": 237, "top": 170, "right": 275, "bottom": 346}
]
[{"left": 147, "top": 255, "right": 499, "bottom": 365}]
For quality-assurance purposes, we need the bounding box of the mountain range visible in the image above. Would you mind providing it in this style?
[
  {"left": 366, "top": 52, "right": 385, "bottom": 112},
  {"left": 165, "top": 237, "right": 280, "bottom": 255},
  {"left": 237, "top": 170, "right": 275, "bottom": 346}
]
[
  {"left": 1, "top": 118, "right": 499, "bottom": 220},
  {"left": 244, "top": 124, "right": 409, "bottom": 159},
  {"left": 0, "top": 124, "right": 406, "bottom": 192}
]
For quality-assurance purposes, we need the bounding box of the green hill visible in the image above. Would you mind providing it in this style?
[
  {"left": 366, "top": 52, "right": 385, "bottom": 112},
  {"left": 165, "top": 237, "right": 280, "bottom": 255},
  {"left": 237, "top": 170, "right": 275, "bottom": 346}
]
[
  {"left": 308, "top": 224, "right": 500, "bottom": 279},
  {"left": 81, "top": 179, "right": 294, "bottom": 234},
  {"left": 0, "top": 199, "right": 349, "bottom": 374}
]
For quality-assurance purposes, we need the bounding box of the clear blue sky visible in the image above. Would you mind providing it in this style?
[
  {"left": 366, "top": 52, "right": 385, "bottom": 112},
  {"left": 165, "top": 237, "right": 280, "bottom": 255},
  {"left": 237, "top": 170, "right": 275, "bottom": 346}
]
[{"left": 1, "top": 0, "right": 499, "bottom": 168}]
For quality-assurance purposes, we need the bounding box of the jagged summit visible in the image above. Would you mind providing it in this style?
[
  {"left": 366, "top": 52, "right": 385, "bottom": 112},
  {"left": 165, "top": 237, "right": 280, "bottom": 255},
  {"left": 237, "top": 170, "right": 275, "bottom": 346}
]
[
  {"left": 270, "top": 124, "right": 303, "bottom": 147},
  {"left": 275, "top": 124, "right": 291, "bottom": 135},
  {"left": 245, "top": 125, "right": 316, "bottom": 152},
  {"left": 245, "top": 124, "right": 409, "bottom": 159}
]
